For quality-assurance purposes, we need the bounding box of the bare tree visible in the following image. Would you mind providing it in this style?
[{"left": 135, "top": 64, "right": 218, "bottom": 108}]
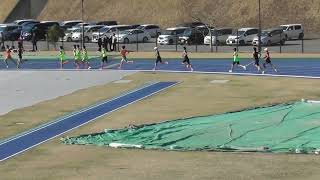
[{"left": 190, "top": 10, "right": 216, "bottom": 52}]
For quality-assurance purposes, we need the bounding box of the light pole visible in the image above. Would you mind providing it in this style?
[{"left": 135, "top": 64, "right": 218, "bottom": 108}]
[
  {"left": 258, "top": 0, "right": 262, "bottom": 53},
  {"left": 81, "top": 0, "right": 84, "bottom": 48}
]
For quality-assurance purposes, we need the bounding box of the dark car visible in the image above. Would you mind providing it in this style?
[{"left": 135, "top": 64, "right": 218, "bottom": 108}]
[
  {"left": 96, "top": 21, "right": 118, "bottom": 26},
  {"left": 179, "top": 27, "right": 209, "bottom": 45},
  {"left": 0, "top": 24, "right": 22, "bottom": 41},
  {"left": 13, "top": 19, "right": 39, "bottom": 25},
  {"left": 130, "top": 24, "right": 141, "bottom": 29},
  {"left": 176, "top": 22, "right": 206, "bottom": 28},
  {"left": 21, "top": 21, "right": 60, "bottom": 41}
]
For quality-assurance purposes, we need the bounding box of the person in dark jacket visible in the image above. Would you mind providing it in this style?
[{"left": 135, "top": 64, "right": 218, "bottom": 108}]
[
  {"left": 97, "top": 37, "right": 102, "bottom": 51},
  {"left": 31, "top": 31, "right": 38, "bottom": 51},
  {"left": 111, "top": 33, "right": 117, "bottom": 51},
  {"left": 103, "top": 37, "right": 108, "bottom": 51}
]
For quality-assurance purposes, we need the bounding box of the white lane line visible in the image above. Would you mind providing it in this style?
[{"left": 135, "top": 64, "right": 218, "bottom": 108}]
[
  {"left": 0, "top": 82, "right": 158, "bottom": 146},
  {"left": 0, "top": 81, "right": 179, "bottom": 162}
]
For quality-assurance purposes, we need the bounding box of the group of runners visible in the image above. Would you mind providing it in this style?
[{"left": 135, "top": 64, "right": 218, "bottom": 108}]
[
  {"left": 2, "top": 44, "right": 277, "bottom": 73},
  {"left": 59, "top": 45, "right": 193, "bottom": 71},
  {"left": 1, "top": 45, "right": 25, "bottom": 69},
  {"left": 230, "top": 47, "right": 278, "bottom": 74}
]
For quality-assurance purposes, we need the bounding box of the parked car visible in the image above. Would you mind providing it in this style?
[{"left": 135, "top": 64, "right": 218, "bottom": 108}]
[
  {"left": 115, "top": 29, "right": 151, "bottom": 43},
  {"left": 21, "top": 21, "right": 39, "bottom": 27},
  {"left": 91, "top": 25, "right": 133, "bottom": 42},
  {"left": 252, "top": 28, "right": 286, "bottom": 46},
  {"left": 0, "top": 24, "right": 22, "bottom": 41},
  {"left": 130, "top": 24, "right": 142, "bottom": 29},
  {"left": 226, "top": 28, "right": 258, "bottom": 45},
  {"left": 71, "top": 25, "right": 104, "bottom": 42},
  {"left": 95, "top": 21, "right": 118, "bottom": 26},
  {"left": 157, "top": 27, "right": 188, "bottom": 45},
  {"left": 204, "top": 28, "right": 233, "bottom": 45},
  {"left": 21, "top": 22, "right": 60, "bottom": 40},
  {"left": 72, "top": 23, "right": 90, "bottom": 28},
  {"left": 280, "top": 24, "right": 304, "bottom": 40},
  {"left": 179, "top": 27, "right": 209, "bottom": 45},
  {"left": 61, "top": 27, "right": 80, "bottom": 42},
  {"left": 13, "top": 19, "right": 38, "bottom": 25},
  {"left": 176, "top": 22, "right": 206, "bottom": 28},
  {"left": 60, "top": 20, "right": 83, "bottom": 29},
  {"left": 138, "top": 24, "right": 161, "bottom": 37}
]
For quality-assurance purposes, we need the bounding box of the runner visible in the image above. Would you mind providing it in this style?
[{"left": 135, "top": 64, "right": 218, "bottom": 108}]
[
  {"left": 181, "top": 46, "right": 193, "bottom": 71},
  {"left": 3, "top": 45, "right": 17, "bottom": 68},
  {"left": 16, "top": 45, "right": 24, "bottom": 69},
  {"left": 245, "top": 47, "right": 261, "bottom": 72},
  {"left": 153, "top": 47, "right": 168, "bottom": 71},
  {"left": 73, "top": 45, "right": 80, "bottom": 69},
  {"left": 262, "top": 48, "right": 277, "bottom": 74},
  {"left": 59, "top": 46, "right": 68, "bottom": 69},
  {"left": 82, "top": 45, "right": 91, "bottom": 69},
  {"left": 118, "top": 46, "right": 133, "bottom": 69},
  {"left": 229, "top": 48, "right": 246, "bottom": 72},
  {"left": 100, "top": 46, "right": 108, "bottom": 69}
]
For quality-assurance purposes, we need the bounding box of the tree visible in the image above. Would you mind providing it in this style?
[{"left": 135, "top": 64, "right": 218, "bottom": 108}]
[{"left": 47, "top": 25, "right": 65, "bottom": 50}]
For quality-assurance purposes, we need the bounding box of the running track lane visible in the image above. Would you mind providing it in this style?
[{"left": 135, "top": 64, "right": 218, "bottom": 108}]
[{"left": 0, "top": 81, "right": 179, "bottom": 162}]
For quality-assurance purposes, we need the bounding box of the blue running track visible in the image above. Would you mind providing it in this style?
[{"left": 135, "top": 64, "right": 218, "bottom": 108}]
[
  {"left": 0, "top": 81, "right": 179, "bottom": 162},
  {"left": 2, "top": 57, "right": 320, "bottom": 78}
]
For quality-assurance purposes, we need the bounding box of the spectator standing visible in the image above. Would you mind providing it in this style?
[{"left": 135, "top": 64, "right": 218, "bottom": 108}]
[
  {"left": 112, "top": 33, "right": 117, "bottom": 51},
  {"left": 97, "top": 37, "right": 102, "bottom": 51},
  {"left": 108, "top": 35, "right": 112, "bottom": 51},
  {"left": 31, "top": 31, "right": 38, "bottom": 51},
  {"left": 103, "top": 37, "right": 108, "bottom": 51},
  {"left": 1, "top": 32, "right": 4, "bottom": 51}
]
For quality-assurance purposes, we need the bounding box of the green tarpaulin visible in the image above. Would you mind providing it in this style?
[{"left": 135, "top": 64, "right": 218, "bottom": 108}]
[{"left": 62, "top": 100, "right": 320, "bottom": 154}]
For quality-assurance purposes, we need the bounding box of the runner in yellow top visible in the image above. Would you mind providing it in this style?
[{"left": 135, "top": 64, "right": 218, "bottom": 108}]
[
  {"left": 59, "top": 46, "right": 68, "bottom": 69},
  {"left": 229, "top": 48, "right": 246, "bottom": 73},
  {"left": 73, "top": 45, "right": 81, "bottom": 69},
  {"left": 100, "top": 47, "right": 108, "bottom": 69},
  {"left": 82, "top": 46, "right": 91, "bottom": 69}
]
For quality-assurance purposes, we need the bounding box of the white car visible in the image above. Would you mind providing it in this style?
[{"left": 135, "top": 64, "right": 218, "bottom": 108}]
[
  {"left": 280, "top": 24, "right": 304, "bottom": 40},
  {"left": 60, "top": 20, "right": 82, "bottom": 29},
  {"left": 252, "top": 28, "right": 286, "bottom": 46},
  {"left": 71, "top": 25, "right": 104, "bottom": 42},
  {"left": 204, "top": 28, "right": 233, "bottom": 45},
  {"left": 137, "top": 24, "right": 161, "bottom": 37},
  {"left": 91, "top": 25, "right": 133, "bottom": 42},
  {"left": 61, "top": 27, "right": 80, "bottom": 42},
  {"left": 157, "top": 27, "right": 188, "bottom": 45},
  {"left": 116, "top": 29, "right": 151, "bottom": 43},
  {"left": 226, "top": 28, "right": 258, "bottom": 46}
]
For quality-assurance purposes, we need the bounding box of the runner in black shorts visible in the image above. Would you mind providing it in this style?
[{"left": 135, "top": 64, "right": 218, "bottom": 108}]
[
  {"left": 182, "top": 47, "right": 193, "bottom": 71},
  {"left": 153, "top": 47, "right": 168, "bottom": 70},
  {"left": 16, "top": 46, "right": 24, "bottom": 69},
  {"left": 253, "top": 47, "right": 261, "bottom": 72},
  {"left": 262, "top": 48, "right": 277, "bottom": 74}
]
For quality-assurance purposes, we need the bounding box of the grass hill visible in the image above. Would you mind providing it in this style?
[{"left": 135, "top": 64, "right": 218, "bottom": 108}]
[
  {"left": 0, "top": 0, "right": 19, "bottom": 22},
  {"left": 1, "top": 0, "right": 320, "bottom": 34}
]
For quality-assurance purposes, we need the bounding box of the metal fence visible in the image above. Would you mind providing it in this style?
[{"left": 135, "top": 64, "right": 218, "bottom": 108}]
[{"left": 1, "top": 27, "right": 318, "bottom": 54}]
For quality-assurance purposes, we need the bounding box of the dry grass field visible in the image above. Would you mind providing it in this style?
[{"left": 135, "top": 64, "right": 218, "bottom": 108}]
[
  {"left": 0, "top": 0, "right": 18, "bottom": 22},
  {"left": 1, "top": 72, "right": 320, "bottom": 179}
]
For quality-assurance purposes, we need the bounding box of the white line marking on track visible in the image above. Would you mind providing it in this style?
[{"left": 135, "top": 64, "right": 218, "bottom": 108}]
[{"left": 0, "top": 82, "right": 180, "bottom": 162}]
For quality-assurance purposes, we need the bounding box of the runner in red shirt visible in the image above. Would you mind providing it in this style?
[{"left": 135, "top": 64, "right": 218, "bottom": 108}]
[{"left": 118, "top": 46, "right": 133, "bottom": 69}]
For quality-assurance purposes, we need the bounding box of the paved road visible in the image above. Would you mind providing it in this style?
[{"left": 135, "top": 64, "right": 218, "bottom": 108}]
[{"left": 4, "top": 38, "right": 320, "bottom": 53}]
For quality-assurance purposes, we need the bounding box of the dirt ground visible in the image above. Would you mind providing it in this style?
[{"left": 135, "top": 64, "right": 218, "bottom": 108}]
[{"left": 1, "top": 72, "right": 320, "bottom": 180}]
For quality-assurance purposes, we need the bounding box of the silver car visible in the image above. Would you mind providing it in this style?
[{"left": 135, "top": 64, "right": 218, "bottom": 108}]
[{"left": 252, "top": 28, "right": 286, "bottom": 46}]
